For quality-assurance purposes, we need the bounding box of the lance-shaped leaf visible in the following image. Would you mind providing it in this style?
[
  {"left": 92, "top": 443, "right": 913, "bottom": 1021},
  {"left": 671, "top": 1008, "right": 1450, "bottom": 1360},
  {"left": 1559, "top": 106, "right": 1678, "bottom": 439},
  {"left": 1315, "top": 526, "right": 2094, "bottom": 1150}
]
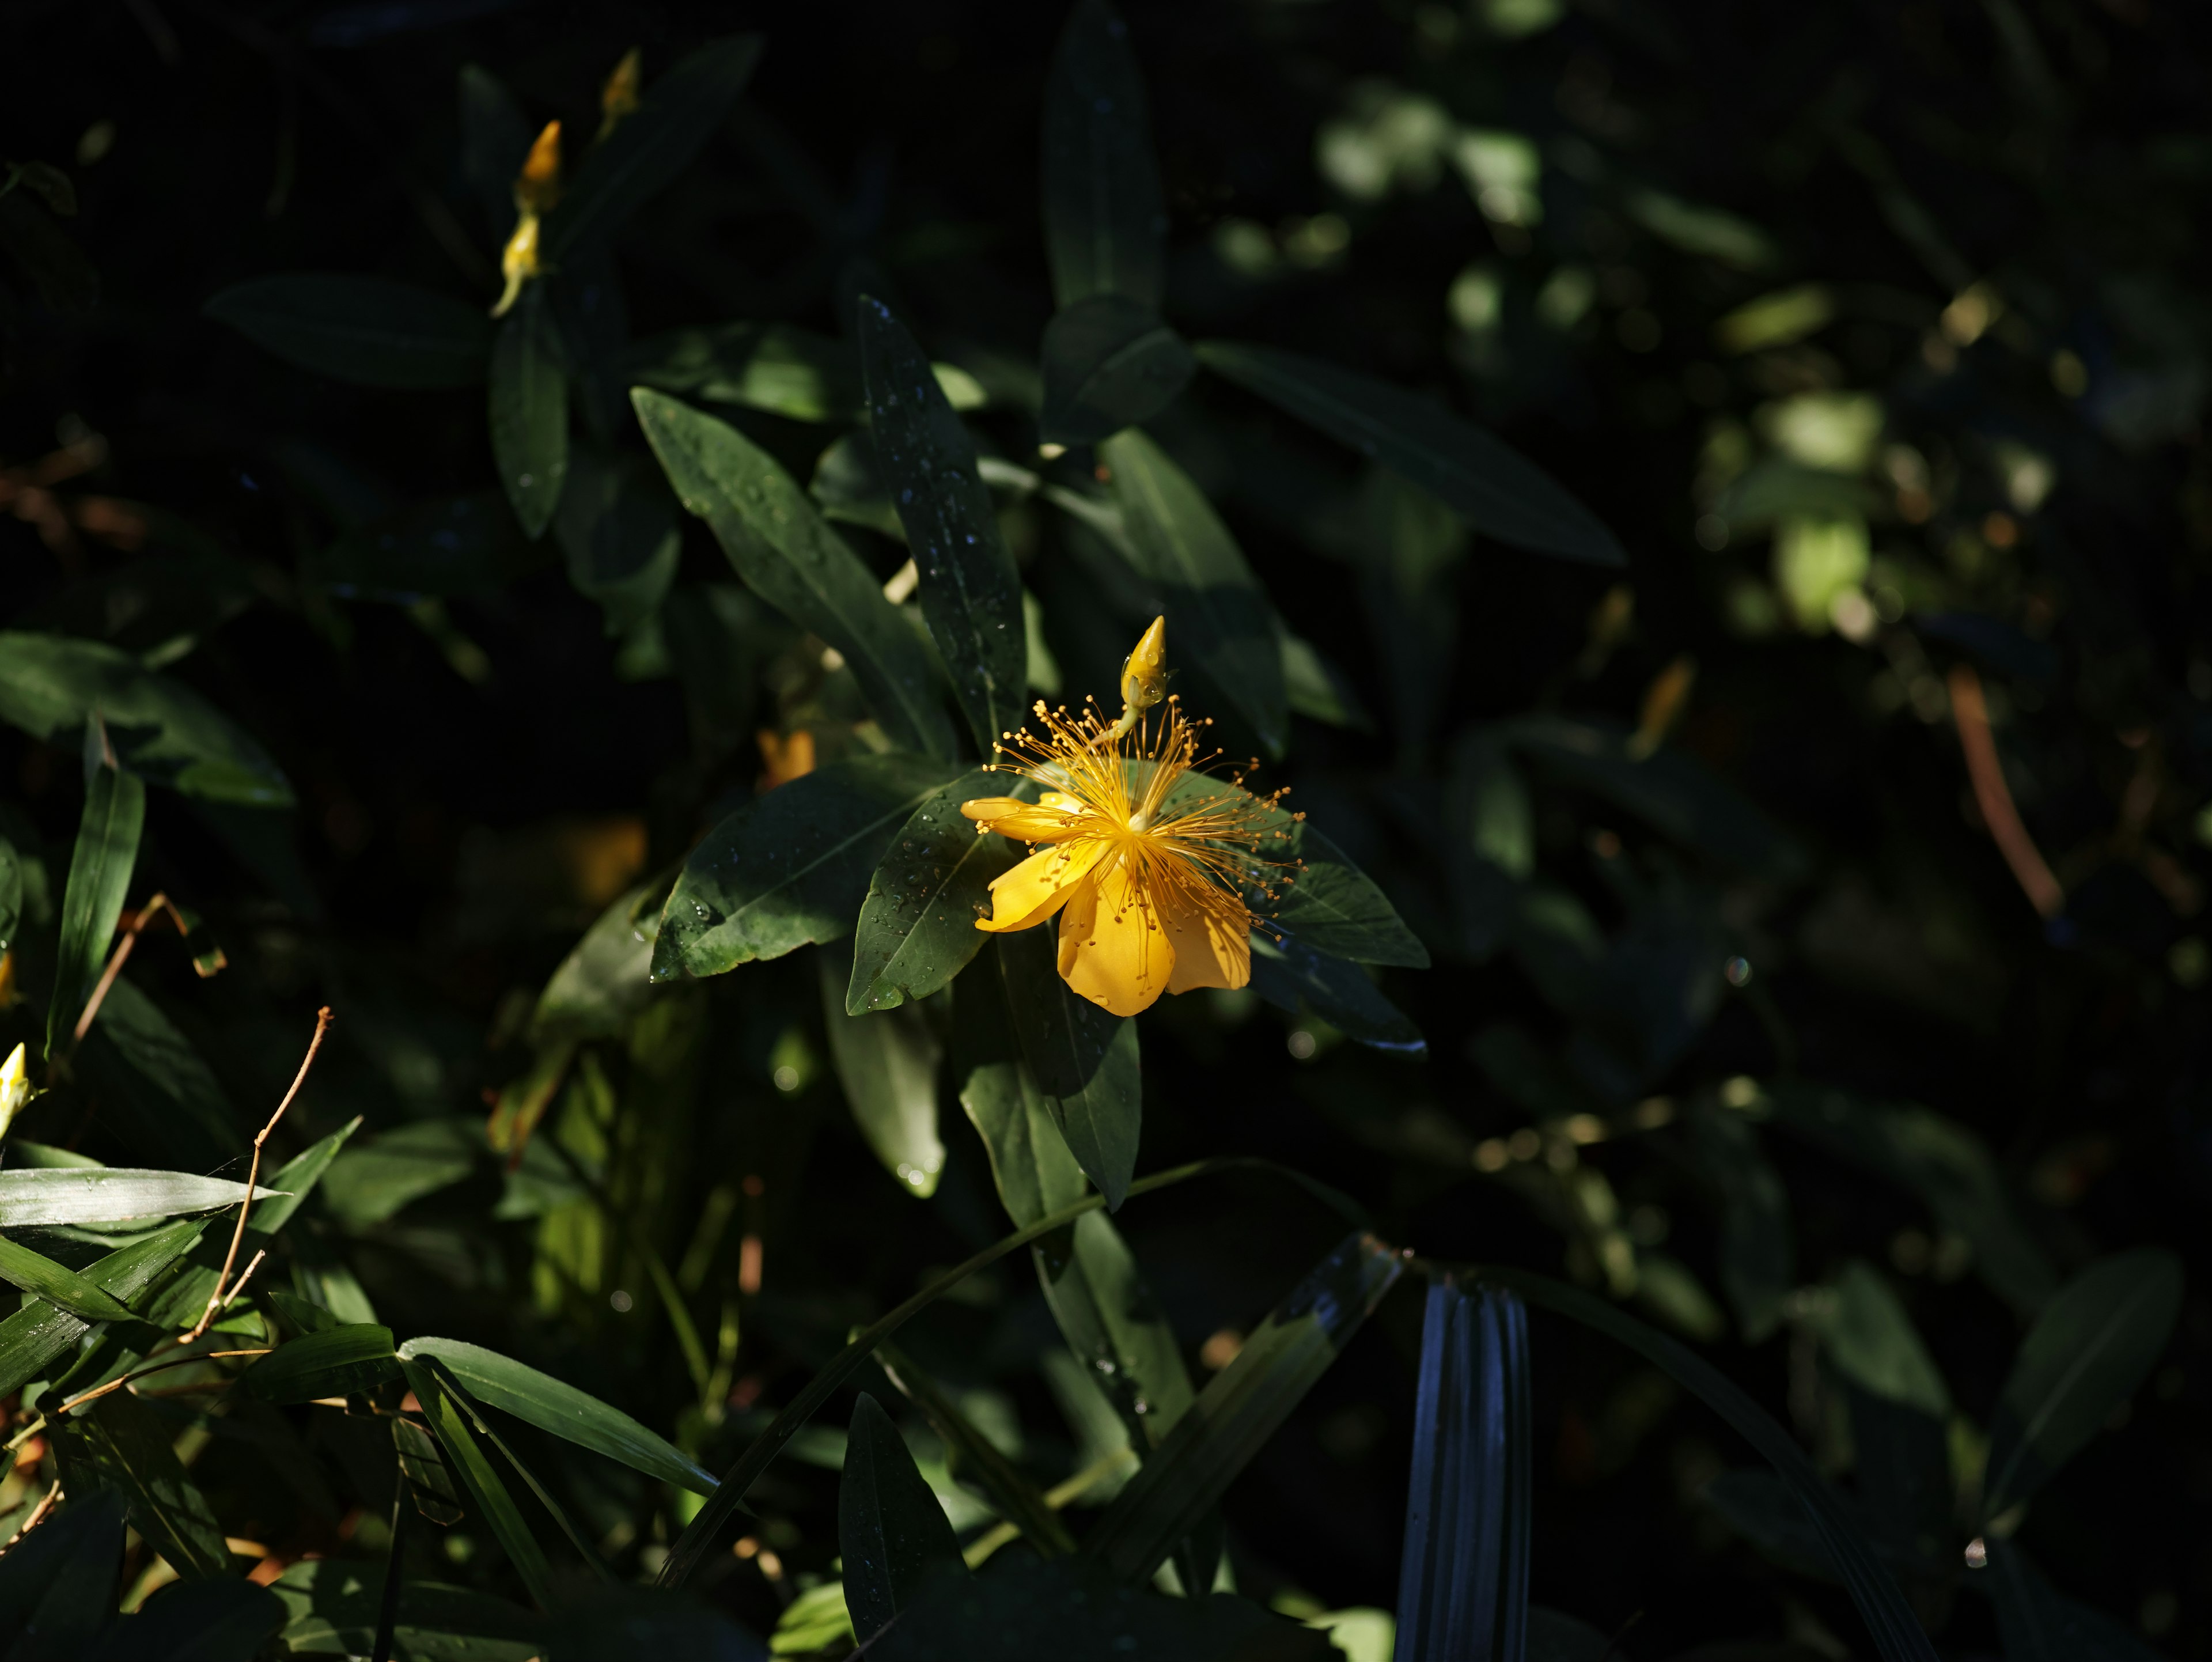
[
  {"left": 1041, "top": 296, "right": 1195, "bottom": 444},
  {"left": 490, "top": 285, "right": 569, "bottom": 540},
  {"left": 249, "top": 1116, "right": 365, "bottom": 1235},
  {"left": 267, "top": 1558, "right": 547, "bottom": 1657},
  {"left": 859, "top": 298, "right": 1027, "bottom": 756},
  {"left": 997, "top": 929, "right": 1141, "bottom": 1210},
  {"left": 244, "top": 1324, "right": 402, "bottom": 1404},
  {"left": 1249, "top": 932, "right": 1425, "bottom": 1056},
  {"left": 1194, "top": 342, "right": 1625, "bottom": 566},
  {"left": 1816, "top": 1262, "right": 1950, "bottom": 1418},
  {"left": 1982, "top": 1249, "right": 2183, "bottom": 1524},
  {"left": 634, "top": 388, "right": 959, "bottom": 759},
  {"left": 876, "top": 1339, "right": 1075, "bottom": 1556},
  {"left": 0, "top": 1220, "right": 204, "bottom": 1396},
  {"left": 204, "top": 273, "right": 491, "bottom": 389},
  {"left": 1037, "top": 1212, "right": 1191, "bottom": 1455},
  {"left": 1083, "top": 1232, "right": 1404, "bottom": 1584},
  {"left": 54, "top": 1391, "right": 231, "bottom": 1579},
  {"left": 398, "top": 1336, "right": 716, "bottom": 1496},
  {"left": 77, "top": 976, "right": 239, "bottom": 1170},
  {"left": 1484, "top": 1267, "right": 1941, "bottom": 1662},
  {"left": 818, "top": 941, "right": 945, "bottom": 1198},
  {"left": 0, "top": 1169, "right": 279, "bottom": 1230},
  {"left": 626, "top": 321, "right": 987, "bottom": 424},
  {"left": 46, "top": 746, "right": 143, "bottom": 1057},
  {"left": 1042, "top": 0, "right": 1166, "bottom": 309},
  {"left": 401, "top": 1358, "right": 559, "bottom": 1609},
  {"left": 0, "top": 634, "right": 293, "bottom": 805},
  {"left": 0, "top": 1489, "right": 124, "bottom": 1652},
  {"left": 0, "top": 1234, "right": 136, "bottom": 1323},
  {"left": 848, "top": 769, "right": 1024, "bottom": 1014},
  {"left": 1100, "top": 429, "right": 1286, "bottom": 758},
  {"left": 543, "top": 36, "right": 763, "bottom": 259},
  {"left": 1686, "top": 1099, "right": 1793, "bottom": 1343},
  {"left": 1395, "top": 1278, "right": 1531, "bottom": 1662},
  {"left": 555, "top": 451, "right": 681, "bottom": 633},
  {"left": 957, "top": 968, "right": 1089, "bottom": 1229},
  {"left": 840, "top": 1392, "right": 965, "bottom": 1644},
  {"left": 654, "top": 753, "right": 960, "bottom": 980}
]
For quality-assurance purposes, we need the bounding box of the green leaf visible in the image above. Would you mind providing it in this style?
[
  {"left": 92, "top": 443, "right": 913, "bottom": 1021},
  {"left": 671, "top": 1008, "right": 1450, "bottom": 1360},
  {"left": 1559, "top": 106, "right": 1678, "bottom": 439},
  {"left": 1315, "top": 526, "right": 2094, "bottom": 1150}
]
[
  {"left": 1041, "top": 0, "right": 1166, "bottom": 309},
  {"left": 0, "top": 832, "right": 22, "bottom": 955},
  {"left": 270, "top": 1559, "right": 546, "bottom": 1662},
  {"left": 532, "top": 881, "right": 664, "bottom": 1042},
  {"left": 1083, "top": 1232, "right": 1404, "bottom": 1584},
  {"left": 858, "top": 297, "right": 1028, "bottom": 755},
  {"left": 54, "top": 1391, "right": 231, "bottom": 1579},
  {"left": 401, "top": 1358, "right": 559, "bottom": 1610},
  {"left": 1483, "top": 1267, "right": 1941, "bottom": 1662},
  {"left": 86, "top": 1578, "right": 287, "bottom": 1662},
  {"left": 308, "top": 491, "right": 540, "bottom": 604},
  {"left": 0, "top": 1170, "right": 274, "bottom": 1230},
  {"left": 555, "top": 452, "right": 682, "bottom": 634},
  {"left": 264, "top": 1288, "right": 346, "bottom": 1337},
  {"left": 1037, "top": 1211, "right": 1193, "bottom": 1455},
  {"left": 46, "top": 750, "right": 145, "bottom": 1057},
  {"left": 656, "top": 754, "right": 959, "bottom": 979},
  {"left": 244, "top": 1324, "right": 400, "bottom": 1403},
  {"left": 396, "top": 1336, "right": 716, "bottom": 1496},
  {"left": 817, "top": 941, "right": 945, "bottom": 1197},
  {"left": 1986, "top": 1540, "right": 2165, "bottom": 1662},
  {"left": 1817, "top": 1261, "right": 1949, "bottom": 1418},
  {"left": 876, "top": 1339, "right": 1075, "bottom": 1556},
  {"left": 1099, "top": 429, "right": 1287, "bottom": 757},
  {"left": 542, "top": 36, "right": 763, "bottom": 259},
  {"left": 626, "top": 321, "right": 986, "bottom": 424},
  {"left": 997, "top": 929, "right": 1141, "bottom": 1210},
  {"left": 1194, "top": 342, "right": 1626, "bottom": 566},
  {"left": 0, "top": 1220, "right": 204, "bottom": 1397},
  {"left": 0, "top": 1233, "right": 136, "bottom": 1323},
  {"left": 1040, "top": 296, "right": 1194, "bottom": 445},
  {"left": 1982, "top": 1249, "right": 2183, "bottom": 1524},
  {"left": 847, "top": 770, "right": 1022, "bottom": 1014},
  {"left": 318, "top": 1118, "right": 479, "bottom": 1228},
  {"left": 0, "top": 633, "right": 294, "bottom": 806},
  {"left": 204, "top": 274, "right": 491, "bottom": 389},
  {"left": 840, "top": 1392, "right": 965, "bottom": 1644},
  {"left": 956, "top": 970, "right": 1089, "bottom": 1229},
  {"left": 490, "top": 285, "right": 569, "bottom": 540},
  {"left": 1685, "top": 1100, "right": 1793, "bottom": 1343},
  {"left": 249, "top": 1116, "right": 365, "bottom": 1235},
  {"left": 632, "top": 388, "right": 959, "bottom": 759},
  {"left": 0, "top": 1489, "right": 124, "bottom": 1650},
  {"left": 76, "top": 976, "right": 238, "bottom": 1169},
  {"left": 1249, "top": 933, "right": 1425, "bottom": 1055}
]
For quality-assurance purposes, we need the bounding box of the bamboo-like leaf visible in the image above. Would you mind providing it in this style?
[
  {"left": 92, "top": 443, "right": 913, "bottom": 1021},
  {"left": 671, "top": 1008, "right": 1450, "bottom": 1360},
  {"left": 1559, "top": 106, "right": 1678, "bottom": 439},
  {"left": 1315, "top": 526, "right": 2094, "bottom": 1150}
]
[
  {"left": 997, "top": 929, "right": 1141, "bottom": 1210},
  {"left": 1083, "top": 1232, "right": 1404, "bottom": 1584},
  {"left": 876, "top": 1339, "right": 1074, "bottom": 1557},
  {"left": 1482, "top": 1267, "right": 1940, "bottom": 1662},
  {"left": 1041, "top": 0, "right": 1167, "bottom": 309},
  {"left": 0, "top": 1233, "right": 135, "bottom": 1323},
  {"left": 0, "top": 1169, "right": 271, "bottom": 1231},
  {"left": 859, "top": 298, "right": 1027, "bottom": 756},
  {"left": 0, "top": 1220, "right": 204, "bottom": 1396},
  {"left": 75, "top": 976, "right": 239, "bottom": 1171},
  {"left": 1194, "top": 341, "right": 1626, "bottom": 566},
  {"left": 818, "top": 941, "right": 945, "bottom": 1198},
  {"left": 1982, "top": 1249, "right": 2183, "bottom": 1524},
  {"left": 490, "top": 284, "right": 569, "bottom": 540},
  {"left": 55, "top": 1391, "right": 232, "bottom": 1579},
  {"left": 266, "top": 1558, "right": 547, "bottom": 1658},
  {"left": 847, "top": 770, "right": 1022, "bottom": 1014},
  {"left": 840, "top": 1392, "right": 965, "bottom": 1644},
  {"left": 244, "top": 1324, "right": 402, "bottom": 1404},
  {"left": 46, "top": 744, "right": 143, "bottom": 1058},
  {"left": 204, "top": 273, "right": 491, "bottom": 389},
  {"left": 248, "top": 1116, "right": 365, "bottom": 1235},
  {"left": 398, "top": 1336, "right": 716, "bottom": 1496},
  {"left": 401, "top": 1358, "right": 559, "bottom": 1610},
  {"left": 654, "top": 753, "right": 961, "bottom": 980},
  {"left": 634, "top": 388, "right": 959, "bottom": 759}
]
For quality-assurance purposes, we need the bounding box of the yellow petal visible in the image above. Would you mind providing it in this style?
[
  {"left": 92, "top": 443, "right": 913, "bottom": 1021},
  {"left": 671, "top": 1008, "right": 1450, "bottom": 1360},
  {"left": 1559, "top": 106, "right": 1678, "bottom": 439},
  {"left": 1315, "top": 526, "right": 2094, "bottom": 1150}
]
[
  {"left": 960, "top": 796, "right": 1089, "bottom": 843},
  {"left": 977, "top": 839, "right": 1108, "bottom": 933},
  {"left": 1058, "top": 858, "right": 1173, "bottom": 1017},
  {"left": 1160, "top": 876, "right": 1251, "bottom": 994}
]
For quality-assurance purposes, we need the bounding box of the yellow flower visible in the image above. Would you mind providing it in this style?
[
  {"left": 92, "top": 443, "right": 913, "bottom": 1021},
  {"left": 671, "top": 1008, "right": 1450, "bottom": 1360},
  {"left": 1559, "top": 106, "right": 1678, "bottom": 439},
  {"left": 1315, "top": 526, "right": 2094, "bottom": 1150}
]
[
  {"left": 0, "top": 1041, "right": 29, "bottom": 1138},
  {"left": 962, "top": 619, "right": 1296, "bottom": 1017}
]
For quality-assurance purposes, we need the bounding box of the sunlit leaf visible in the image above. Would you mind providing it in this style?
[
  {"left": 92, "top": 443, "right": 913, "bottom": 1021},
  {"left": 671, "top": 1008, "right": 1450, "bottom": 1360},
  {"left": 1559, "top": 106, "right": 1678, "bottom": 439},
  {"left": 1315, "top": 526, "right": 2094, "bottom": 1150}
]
[
  {"left": 0, "top": 1233, "right": 135, "bottom": 1323},
  {"left": 847, "top": 770, "right": 1022, "bottom": 1014},
  {"left": 45, "top": 746, "right": 143, "bottom": 1057},
  {"left": 247, "top": 1117, "right": 363, "bottom": 1236},
  {"left": 1084, "top": 1232, "right": 1403, "bottom": 1585},
  {"left": 1194, "top": 342, "right": 1624, "bottom": 566},
  {"left": 244, "top": 1324, "right": 400, "bottom": 1403},
  {"left": 817, "top": 940, "right": 945, "bottom": 1198},
  {"left": 204, "top": 274, "right": 491, "bottom": 389},
  {"left": 654, "top": 754, "right": 961, "bottom": 980},
  {"left": 490, "top": 284, "right": 569, "bottom": 540},
  {"left": 956, "top": 966, "right": 1089, "bottom": 1229},
  {"left": 319, "top": 1119, "right": 479, "bottom": 1228},
  {"left": 1099, "top": 429, "right": 1286, "bottom": 757},
  {"left": 859, "top": 297, "right": 1028, "bottom": 755},
  {"left": 997, "top": 927, "right": 1142, "bottom": 1210},
  {"left": 0, "top": 1170, "right": 274, "bottom": 1231},
  {"left": 0, "top": 1219, "right": 203, "bottom": 1396},
  {"left": 0, "top": 634, "right": 294, "bottom": 806},
  {"left": 633, "top": 388, "right": 959, "bottom": 759},
  {"left": 1040, "top": 296, "right": 1194, "bottom": 443},
  {"left": 1982, "top": 1250, "right": 2183, "bottom": 1524},
  {"left": 840, "top": 1392, "right": 965, "bottom": 1644},
  {"left": 1041, "top": 0, "right": 1168, "bottom": 310},
  {"left": 401, "top": 1357, "right": 559, "bottom": 1609},
  {"left": 543, "top": 36, "right": 763, "bottom": 259}
]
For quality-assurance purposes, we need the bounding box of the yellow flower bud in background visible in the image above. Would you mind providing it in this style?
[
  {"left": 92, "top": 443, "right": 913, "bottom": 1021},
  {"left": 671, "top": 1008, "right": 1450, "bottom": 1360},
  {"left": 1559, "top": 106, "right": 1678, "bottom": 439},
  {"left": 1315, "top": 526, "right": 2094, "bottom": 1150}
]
[
  {"left": 0, "top": 1042, "right": 29, "bottom": 1139},
  {"left": 1119, "top": 615, "right": 1169, "bottom": 713},
  {"left": 599, "top": 48, "right": 643, "bottom": 141},
  {"left": 493, "top": 122, "right": 563, "bottom": 318}
]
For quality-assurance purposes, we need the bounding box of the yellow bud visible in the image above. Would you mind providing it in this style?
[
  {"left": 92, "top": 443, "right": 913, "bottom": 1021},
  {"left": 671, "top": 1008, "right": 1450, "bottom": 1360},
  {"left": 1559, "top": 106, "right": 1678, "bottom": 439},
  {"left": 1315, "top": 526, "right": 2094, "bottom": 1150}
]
[
  {"left": 514, "top": 120, "right": 563, "bottom": 215},
  {"left": 491, "top": 211, "right": 541, "bottom": 318},
  {"left": 0, "top": 1042, "right": 29, "bottom": 1139},
  {"left": 1119, "top": 615, "right": 1168, "bottom": 711},
  {"left": 599, "top": 48, "right": 643, "bottom": 139}
]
